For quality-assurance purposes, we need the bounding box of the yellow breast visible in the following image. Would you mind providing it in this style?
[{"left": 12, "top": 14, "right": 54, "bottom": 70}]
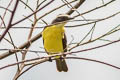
[{"left": 42, "top": 25, "right": 65, "bottom": 54}]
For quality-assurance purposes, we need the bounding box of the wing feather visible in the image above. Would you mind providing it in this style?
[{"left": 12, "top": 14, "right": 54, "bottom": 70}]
[{"left": 62, "top": 33, "right": 67, "bottom": 52}]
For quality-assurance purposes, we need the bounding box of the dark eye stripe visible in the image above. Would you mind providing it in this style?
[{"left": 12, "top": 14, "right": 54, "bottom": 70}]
[{"left": 52, "top": 16, "right": 69, "bottom": 23}]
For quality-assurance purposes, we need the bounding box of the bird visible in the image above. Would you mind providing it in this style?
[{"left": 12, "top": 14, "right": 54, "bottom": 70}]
[{"left": 42, "top": 14, "right": 73, "bottom": 72}]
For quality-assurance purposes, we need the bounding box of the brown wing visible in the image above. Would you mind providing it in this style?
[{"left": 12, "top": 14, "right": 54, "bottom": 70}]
[{"left": 62, "top": 33, "right": 67, "bottom": 52}]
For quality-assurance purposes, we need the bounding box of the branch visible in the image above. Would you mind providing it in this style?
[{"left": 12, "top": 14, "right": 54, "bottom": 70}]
[
  {"left": 67, "top": 39, "right": 120, "bottom": 54},
  {"left": 0, "top": 0, "right": 19, "bottom": 42},
  {"left": 0, "top": 0, "right": 13, "bottom": 27},
  {"left": 74, "top": 0, "right": 116, "bottom": 18},
  {"left": 66, "top": 11, "right": 120, "bottom": 27},
  {"left": 0, "top": 6, "right": 12, "bottom": 12},
  {"left": 0, "top": 32, "right": 42, "bottom": 59},
  {"left": 1, "top": 38, "right": 120, "bottom": 70},
  {"left": 69, "top": 24, "right": 120, "bottom": 51},
  {"left": 66, "top": 57, "right": 120, "bottom": 69},
  {"left": 0, "top": 55, "right": 120, "bottom": 71},
  {"left": 66, "top": 0, "right": 85, "bottom": 15},
  {"left": 11, "top": 0, "right": 54, "bottom": 26}
]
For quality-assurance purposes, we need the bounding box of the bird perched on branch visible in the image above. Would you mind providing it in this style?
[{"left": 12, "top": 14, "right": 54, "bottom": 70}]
[{"left": 42, "top": 14, "right": 73, "bottom": 72}]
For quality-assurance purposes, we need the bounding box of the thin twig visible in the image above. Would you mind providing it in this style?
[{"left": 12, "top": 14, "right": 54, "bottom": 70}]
[
  {"left": 0, "top": 16, "right": 20, "bottom": 72},
  {"left": 0, "top": 0, "right": 20, "bottom": 42},
  {"left": 12, "top": 0, "right": 54, "bottom": 26},
  {"left": 66, "top": 0, "right": 85, "bottom": 15},
  {"left": 20, "top": 0, "right": 34, "bottom": 12},
  {"left": 69, "top": 24, "right": 120, "bottom": 51},
  {"left": 0, "top": 0, "right": 13, "bottom": 27},
  {"left": 0, "top": 6, "right": 12, "bottom": 12},
  {"left": 0, "top": 53, "right": 120, "bottom": 70},
  {"left": 66, "top": 11, "right": 120, "bottom": 27},
  {"left": 74, "top": 0, "right": 115, "bottom": 18}
]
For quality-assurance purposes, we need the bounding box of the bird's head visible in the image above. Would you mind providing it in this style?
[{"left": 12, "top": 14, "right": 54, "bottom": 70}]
[{"left": 51, "top": 14, "right": 73, "bottom": 24}]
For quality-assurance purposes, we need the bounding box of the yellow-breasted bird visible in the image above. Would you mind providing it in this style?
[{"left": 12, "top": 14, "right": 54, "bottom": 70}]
[{"left": 42, "top": 14, "right": 73, "bottom": 72}]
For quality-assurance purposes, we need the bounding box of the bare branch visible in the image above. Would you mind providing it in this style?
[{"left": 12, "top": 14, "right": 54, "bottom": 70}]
[
  {"left": 0, "top": 0, "right": 20, "bottom": 42},
  {"left": 12, "top": 0, "right": 54, "bottom": 26},
  {"left": 66, "top": 0, "right": 85, "bottom": 15}
]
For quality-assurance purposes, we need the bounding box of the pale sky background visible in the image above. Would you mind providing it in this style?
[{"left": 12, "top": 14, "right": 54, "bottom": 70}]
[{"left": 0, "top": 0, "right": 120, "bottom": 80}]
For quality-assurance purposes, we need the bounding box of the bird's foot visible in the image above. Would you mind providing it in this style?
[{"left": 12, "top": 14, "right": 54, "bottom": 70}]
[
  {"left": 48, "top": 57, "right": 52, "bottom": 62},
  {"left": 63, "top": 54, "right": 66, "bottom": 57}
]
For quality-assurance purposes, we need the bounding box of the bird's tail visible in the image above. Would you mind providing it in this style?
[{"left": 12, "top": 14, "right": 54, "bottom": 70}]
[{"left": 56, "top": 59, "right": 68, "bottom": 72}]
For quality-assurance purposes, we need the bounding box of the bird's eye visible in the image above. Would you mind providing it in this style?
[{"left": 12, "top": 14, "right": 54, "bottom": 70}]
[
  {"left": 56, "top": 18, "right": 63, "bottom": 22},
  {"left": 59, "top": 17, "right": 68, "bottom": 22},
  {"left": 52, "top": 16, "right": 69, "bottom": 23}
]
